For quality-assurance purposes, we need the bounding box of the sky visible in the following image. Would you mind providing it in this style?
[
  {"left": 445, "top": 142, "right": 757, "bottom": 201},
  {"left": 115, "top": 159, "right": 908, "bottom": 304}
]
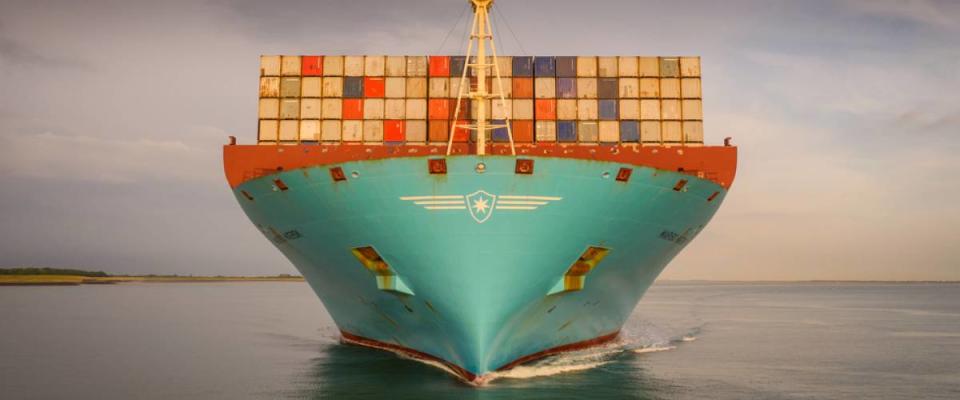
[{"left": 0, "top": 0, "right": 957, "bottom": 280}]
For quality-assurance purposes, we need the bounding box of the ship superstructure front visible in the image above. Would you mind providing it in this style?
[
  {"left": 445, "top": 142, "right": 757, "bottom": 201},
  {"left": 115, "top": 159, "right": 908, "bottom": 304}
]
[{"left": 223, "top": 0, "right": 737, "bottom": 384}]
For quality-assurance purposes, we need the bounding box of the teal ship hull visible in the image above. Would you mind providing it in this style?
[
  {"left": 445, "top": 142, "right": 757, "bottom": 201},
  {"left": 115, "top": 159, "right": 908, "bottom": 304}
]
[{"left": 231, "top": 155, "right": 727, "bottom": 383}]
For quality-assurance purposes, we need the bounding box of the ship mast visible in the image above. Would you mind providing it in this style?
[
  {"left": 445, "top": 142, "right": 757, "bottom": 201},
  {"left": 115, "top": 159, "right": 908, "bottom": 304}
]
[{"left": 446, "top": 0, "right": 515, "bottom": 156}]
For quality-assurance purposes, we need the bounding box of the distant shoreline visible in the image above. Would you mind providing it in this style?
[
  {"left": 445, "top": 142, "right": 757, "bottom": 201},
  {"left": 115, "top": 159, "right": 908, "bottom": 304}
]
[{"left": 0, "top": 275, "right": 304, "bottom": 286}]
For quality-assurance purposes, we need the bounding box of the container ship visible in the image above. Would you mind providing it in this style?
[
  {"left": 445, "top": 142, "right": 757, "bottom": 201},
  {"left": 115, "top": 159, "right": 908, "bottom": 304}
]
[{"left": 223, "top": 0, "right": 737, "bottom": 384}]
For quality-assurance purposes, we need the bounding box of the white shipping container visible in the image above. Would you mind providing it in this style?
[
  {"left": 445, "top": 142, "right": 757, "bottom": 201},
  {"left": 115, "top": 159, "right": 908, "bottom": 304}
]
[
  {"left": 662, "top": 121, "right": 682, "bottom": 142},
  {"left": 299, "top": 120, "right": 320, "bottom": 141},
  {"left": 449, "top": 77, "right": 464, "bottom": 99},
  {"left": 363, "top": 120, "right": 384, "bottom": 142},
  {"left": 682, "top": 99, "right": 703, "bottom": 120},
  {"left": 640, "top": 121, "right": 660, "bottom": 142},
  {"left": 681, "top": 78, "right": 701, "bottom": 98},
  {"left": 576, "top": 78, "right": 598, "bottom": 99},
  {"left": 281, "top": 56, "right": 301, "bottom": 76},
  {"left": 618, "top": 78, "right": 639, "bottom": 98},
  {"left": 405, "top": 99, "right": 427, "bottom": 119},
  {"left": 406, "top": 77, "right": 427, "bottom": 98},
  {"left": 279, "top": 120, "right": 299, "bottom": 141},
  {"left": 364, "top": 56, "right": 385, "bottom": 76},
  {"left": 638, "top": 57, "right": 659, "bottom": 77},
  {"left": 385, "top": 56, "right": 406, "bottom": 76},
  {"left": 321, "top": 120, "right": 342, "bottom": 142},
  {"left": 680, "top": 57, "right": 701, "bottom": 77},
  {"left": 301, "top": 77, "right": 322, "bottom": 97},
  {"left": 470, "top": 99, "right": 491, "bottom": 119},
  {"left": 406, "top": 120, "right": 427, "bottom": 142},
  {"left": 344, "top": 56, "right": 364, "bottom": 76},
  {"left": 618, "top": 56, "right": 638, "bottom": 77},
  {"left": 495, "top": 56, "right": 512, "bottom": 77},
  {"left": 300, "top": 98, "right": 321, "bottom": 119},
  {"left": 598, "top": 57, "right": 618, "bottom": 77},
  {"left": 406, "top": 56, "right": 428, "bottom": 76},
  {"left": 578, "top": 121, "right": 599, "bottom": 142},
  {"left": 428, "top": 78, "right": 449, "bottom": 98},
  {"left": 661, "top": 99, "right": 681, "bottom": 120},
  {"left": 342, "top": 120, "right": 363, "bottom": 141},
  {"left": 535, "top": 120, "right": 557, "bottom": 142},
  {"left": 492, "top": 99, "right": 512, "bottom": 120},
  {"left": 259, "top": 119, "right": 278, "bottom": 141},
  {"left": 260, "top": 77, "right": 280, "bottom": 97},
  {"left": 513, "top": 99, "right": 534, "bottom": 120},
  {"left": 556, "top": 99, "right": 577, "bottom": 119},
  {"left": 259, "top": 98, "right": 279, "bottom": 119},
  {"left": 535, "top": 77, "right": 556, "bottom": 98},
  {"left": 280, "top": 99, "right": 300, "bottom": 119},
  {"left": 385, "top": 77, "right": 406, "bottom": 98},
  {"left": 639, "top": 78, "right": 659, "bottom": 98},
  {"left": 323, "top": 56, "right": 344, "bottom": 76},
  {"left": 619, "top": 99, "right": 640, "bottom": 120},
  {"left": 576, "top": 56, "right": 597, "bottom": 77},
  {"left": 683, "top": 121, "right": 704, "bottom": 143},
  {"left": 660, "top": 78, "right": 681, "bottom": 98},
  {"left": 363, "top": 99, "right": 384, "bottom": 119},
  {"left": 599, "top": 121, "right": 619, "bottom": 143},
  {"left": 577, "top": 99, "right": 598, "bottom": 120},
  {"left": 384, "top": 99, "right": 405, "bottom": 119},
  {"left": 261, "top": 55, "right": 281, "bottom": 76},
  {"left": 280, "top": 77, "right": 300, "bottom": 97},
  {"left": 322, "top": 99, "right": 343, "bottom": 119},
  {"left": 491, "top": 77, "right": 512, "bottom": 98},
  {"left": 322, "top": 77, "right": 344, "bottom": 97},
  {"left": 639, "top": 99, "right": 660, "bottom": 120}
]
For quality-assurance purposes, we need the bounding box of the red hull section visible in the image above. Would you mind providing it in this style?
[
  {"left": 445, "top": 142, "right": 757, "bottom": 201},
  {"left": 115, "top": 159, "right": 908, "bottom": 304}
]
[{"left": 223, "top": 143, "right": 738, "bottom": 189}]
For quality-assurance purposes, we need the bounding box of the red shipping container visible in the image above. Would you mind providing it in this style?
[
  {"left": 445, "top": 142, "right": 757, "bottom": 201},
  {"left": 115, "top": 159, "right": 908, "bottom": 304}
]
[
  {"left": 429, "top": 56, "right": 450, "bottom": 77},
  {"left": 452, "top": 120, "right": 470, "bottom": 142},
  {"left": 513, "top": 78, "right": 534, "bottom": 98},
  {"left": 364, "top": 77, "right": 385, "bottom": 98},
  {"left": 428, "top": 120, "right": 449, "bottom": 142},
  {"left": 302, "top": 56, "right": 323, "bottom": 76},
  {"left": 451, "top": 99, "right": 471, "bottom": 120},
  {"left": 384, "top": 120, "right": 405, "bottom": 142},
  {"left": 342, "top": 99, "right": 364, "bottom": 119},
  {"left": 428, "top": 99, "right": 450, "bottom": 120},
  {"left": 513, "top": 120, "right": 534, "bottom": 143},
  {"left": 535, "top": 99, "right": 557, "bottom": 120}
]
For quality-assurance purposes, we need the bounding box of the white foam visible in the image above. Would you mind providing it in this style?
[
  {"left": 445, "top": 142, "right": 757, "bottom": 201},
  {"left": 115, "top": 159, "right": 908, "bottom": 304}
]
[
  {"left": 633, "top": 345, "right": 676, "bottom": 354},
  {"left": 680, "top": 335, "right": 697, "bottom": 342}
]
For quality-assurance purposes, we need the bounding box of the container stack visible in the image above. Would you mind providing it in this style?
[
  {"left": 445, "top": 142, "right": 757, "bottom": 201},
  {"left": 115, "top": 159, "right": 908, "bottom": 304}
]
[{"left": 258, "top": 55, "right": 703, "bottom": 145}]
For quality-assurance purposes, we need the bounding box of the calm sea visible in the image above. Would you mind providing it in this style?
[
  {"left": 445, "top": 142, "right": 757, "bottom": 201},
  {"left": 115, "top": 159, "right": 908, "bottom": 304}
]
[{"left": 1, "top": 282, "right": 958, "bottom": 399}]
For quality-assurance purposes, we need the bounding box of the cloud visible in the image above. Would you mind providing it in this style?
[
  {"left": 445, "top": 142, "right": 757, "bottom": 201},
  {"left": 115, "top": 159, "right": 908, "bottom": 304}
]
[{"left": 845, "top": 0, "right": 960, "bottom": 31}]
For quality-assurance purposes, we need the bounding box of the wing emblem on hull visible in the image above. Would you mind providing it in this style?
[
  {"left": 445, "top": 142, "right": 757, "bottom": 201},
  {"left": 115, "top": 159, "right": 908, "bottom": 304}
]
[{"left": 399, "top": 192, "right": 562, "bottom": 223}]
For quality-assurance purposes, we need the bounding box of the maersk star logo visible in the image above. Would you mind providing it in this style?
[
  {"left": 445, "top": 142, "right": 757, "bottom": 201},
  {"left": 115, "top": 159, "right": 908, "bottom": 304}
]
[
  {"left": 399, "top": 192, "right": 562, "bottom": 224},
  {"left": 465, "top": 190, "right": 497, "bottom": 223}
]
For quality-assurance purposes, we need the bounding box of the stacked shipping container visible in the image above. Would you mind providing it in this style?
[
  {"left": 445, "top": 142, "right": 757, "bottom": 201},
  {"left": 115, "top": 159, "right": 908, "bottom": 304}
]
[{"left": 258, "top": 55, "right": 704, "bottom": 145}]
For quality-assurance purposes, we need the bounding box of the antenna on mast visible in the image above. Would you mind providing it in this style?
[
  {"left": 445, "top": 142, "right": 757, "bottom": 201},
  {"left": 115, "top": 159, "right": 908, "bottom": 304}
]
[{"left": 446, "top": 0, "right": 515, "bottom": 156}]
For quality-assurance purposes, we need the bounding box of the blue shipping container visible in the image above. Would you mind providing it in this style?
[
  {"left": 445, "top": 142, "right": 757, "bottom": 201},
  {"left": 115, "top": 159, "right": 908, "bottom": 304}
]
[
  {"left": 557, "top": 121, "right": 577, "bottom": 142},
  {"left": 557, "top": 78, "right": 577, "bottom": 98},
  {"left": 599, "top": 99, "right": 618, "bottom": 120},
  {"left": 512, "top": 56, "right": 533, "bottom": 77},
  {"left": 620, "top": 120, "right": 640, "bottom": 142},
  {"left": 491, "top": 119, "right": 510, "bottom": 142},
  {"left": 556, "top": 57, "right": 577, "bottom": 77},
  {"left": 450, "top": 56, "right": 467, "bottom": 77},
  {"left": 343, "top": 77, "right": 364, "bottom": 98},
  {"left": 534, "top": 56, "right": 556, "bottom": 76}
]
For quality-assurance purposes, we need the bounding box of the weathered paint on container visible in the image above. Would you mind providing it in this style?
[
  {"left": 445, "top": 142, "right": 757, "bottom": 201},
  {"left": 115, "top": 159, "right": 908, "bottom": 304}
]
[
  {"left": 577, "top": 121, "right": 598, "bottom": 142},
  {"left": 577, "top": 78, "right": 597, "bottom": 99},
  {"left": 364, "top": 77, "right": 385, "bottom": 98},
  {"left": 557, "top": 120, "right": 577, "bottom": 142},
  {"left": 640, "top": 99, "right": 660, "bottom": 120},
  {"left": 322, "top": 77, "right": 344, "bottom": 97},
  {"left": 322, "top": 99, "right": 342, "bottom": 119},
  {"left": 406, "top": 99, "right": 427, "bottom": 119},
  {"left": 512, "top": 56, "right": 533, "bottom": 77},
  {"left": 300, "top": 119, "right": 320, "bottom": 141},
  {"left": 640, "top": 120, "right": 660, "bottom": 142},
  {"left": 556, "top": 99, "right": 577, "bottom": 120},
  {"left": 494, "top": 56, "right": 512, "bottom": 77},
  {"left": 619, "top": 99, "right": 639, "bottom": 120},
  {"left": 662, "top": 121, "right": 682, "bottom": 142},
  {"left": 385, "top": 56, "right": 406, "bottom": 76},
  {"left": 342, "top": 99, "right": 364, "bottom": 119},
  {"left": 534, "top": 57, "right": 556, "bottom": 76},
  {"left": 302, "top": 77, "right": 322, "bottom": 97},
  {"left": 576, "top": 56, "right": 597, "bottom": 77},
  {"left": 342, "top": 120, "right": 363, "bottom": 142},
  {"left": 618, "top": 78, "right": 639, "bottom": 98},
  {"left": 385, "top": 99, "right": 405, "bottom": 119},
  {"left": 344, "top": 56, "right": 365, "bottom": 76},
  {"left": 406, "top": 120, "right": 427, "bottom": 142},
  {"left": 620, "top": 120, "right": 640, "bottom": 142},
  {"left": 597, "top": 78, "right": 618, "bottom": 99},
  {"left": 281, "top": 56, "right": 301, "bottom": 76},
  {"left": 659, "top": 57, "right": 680, "bottom": 78},
  {"left": 682, "top": 99, "right": 702, "bottom": 120},
  {"left": 491, "top": 77, "right": 512, "bottom": 97},
  {"left": 302, "top": 56, "right": 323, "bottom": 76},
  {"left": 557, "top": 78, "right": 576, "bottom": 98},
  {"left": 321, "top": 120, "right": 341, "bottom": 142},
  {"left": 450, "top": 56, "right": 467, "bottom": 77},
  {"left": 599, "top": 121, "right": 619, "bottom": 143},
  {"left": 535, "top": 120, "right": 557, "bottom": 141},
  {"left": 279, "top": 120, "right": 298, "bottom": 141},
  {"left": 259, "top": 98, "right": 279, "bottom": 119},
  {"left": 535, "top": 99, "right": 556, "bottom": 120},
  {"left": 363, "top": 98, "right": 384, "bottom": 119},
  {"left": 363, "top": 120, "right": 384, "bottom": 142},
  {"left": 638, "top": 57, "right": 659, "bottom": 77},
  {"left": 683, "top": 121, "right": 704, "bottom": 143},
  {"left": 639, "top": 78, "right": 659, "bottom": 98},
  {"left": 385, "top": 77, "right": 405, "bottom": 98},
  {"left": 406, "top": 77, "right": 427, "bottom": 98},
  {"left": 323, "top": 56, "right": 344, "bottom": 76},
  {"left": 428, "top": 78, "right": 449, "bottom": 98},
  {"left": 407, "top": 56, "right": 428, "bottom": 77},
  {"left": 260, "top": 77, "right": 280, "bottom": 97},
  {"left": 618, "top": 56, "right": 638, "bottom": 77},
  {"left": 534, "top": 77, "right": 556, "bottom": 98},
  {"left": 258, "top": 119, "right": 278, "bottom": 141},
  {"left": 598, "top": 57, "right": 618, "bottom": 77},
  {"left": 577, "top": 99, "right": 598, "bottom": 120},
  {"left": 280, "top": 77, "right": 301, "bottom": 97},
  {"left": 680, "top": 57, "right": 701, "bottom": 77},
  {"left": 556, "top": 57, "right": 577, "bottom": 77},
  {"left": 261, "top": 55, "right": 281, "bottom": 76},
  {"left": 429, "top": 56, "right": 450, "bottom": 77},
  {"left": 343, "top": 77, "right": 364, "bottom": 98},
  {"left": 365, "top": 56, "right": 385, "bottom": 77},
  {"left": 384, "top": 120, "right": 405, "bottom": 142},
  {"left": 301, "top": 98, "right": 321, "bottom": 119},
  {"left": 598, "top": 99, "right": 618, "bottom": 120}
]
